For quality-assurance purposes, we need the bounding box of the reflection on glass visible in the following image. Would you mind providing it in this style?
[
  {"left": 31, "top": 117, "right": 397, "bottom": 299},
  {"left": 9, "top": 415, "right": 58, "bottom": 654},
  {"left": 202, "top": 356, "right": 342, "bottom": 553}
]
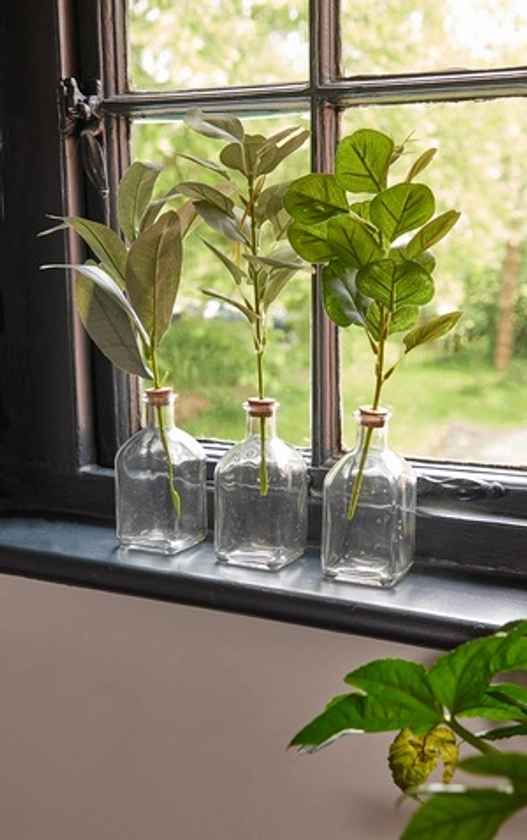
[
  {"left": 340, "top": 0, "right": 527, "bottom": 76},
  {"left": 131, "top": 116, "right": 311, "bottom": 447},
  {"left": 128, "top": 0, "right": 308, "bottom": 90},
  {"left": 340, "top": 101, "right": 527, "bottom": 467}
]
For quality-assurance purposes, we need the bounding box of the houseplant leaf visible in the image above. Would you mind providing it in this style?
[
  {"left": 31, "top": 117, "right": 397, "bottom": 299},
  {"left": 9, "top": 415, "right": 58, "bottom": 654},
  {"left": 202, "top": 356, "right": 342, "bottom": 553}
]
[
  {"left": 125, "top": 210, "right": 182, "bottom": 347},
  {"left": 403, "top": 311, "right": 462, "bottom": 353},
  {"left": 335, "top": 128, "right": 394, "bottom": 193},
  {"left": 117, "top": 161, "right": 163, "bottom": 243},
  {"left": 287, "top": 221, "right": 334, "bottom": 262},
  {"left": 284, "top": 173, "right": 349, "bottom": 225},
  {"left": 370, "top": 182, "right": 435, "bottom": 241},
  {"left": 400, "top": 788, "right": 524, "bottom": 840},
  {"left": 184, "top": 107, "right": 244, "bottom": 144},
  {"left": 322, "top": 262, "right": 368, "bottom": 328},
  {"left": 255, "top": 126, "right": 310, "bottom": 176},
  {"left": 356, "top": 259, "right": 434, "bottom": 310},
  {"left": 405, "top": 210, "right": 461, "bottom": 259},
  {"left": 45, "top": 215, "right": 128, "bottom": 289},
  {"left": 327, "top": 214, "right": 383, "bottom": 268}
]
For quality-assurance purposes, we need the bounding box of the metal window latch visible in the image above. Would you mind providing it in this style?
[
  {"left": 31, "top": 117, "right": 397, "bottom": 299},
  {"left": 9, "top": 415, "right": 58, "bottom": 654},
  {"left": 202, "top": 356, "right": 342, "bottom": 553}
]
[{"left": 59, "top": 77, "right": 109, "bottom": 199}]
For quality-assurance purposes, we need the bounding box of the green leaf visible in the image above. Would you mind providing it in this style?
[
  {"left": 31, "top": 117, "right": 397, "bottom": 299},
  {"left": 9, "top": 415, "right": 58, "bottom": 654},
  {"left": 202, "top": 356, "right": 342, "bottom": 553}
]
[
  {"left": 284, "top": 174, "right": 349, "bottom": 225},
  {"left": 56, "top": 216, "right": 127, "bottom": 289},
  {"left": 287, "top": 221, "right": 333, "bottom": 262},
  {"left": 344, "top": 659, "right": 443, "bottom": 734},
  {"left": 335, "top": 129, "right": 395, "bottom": 193},
  {"left": 201, "top": 237, "right": 247, "bottom": 286},
  {"left": 366, "top": 301, "right": 418, "bottom": 340},
  {"left": 403, "top": 311, "right": 462, "bottom": 353},
  {"left": 73, "top": 269, "right": 151, "bottom": 378},
  {"left": 427, "top": 622, "right": 527, "bottom": 715},
  {"left": 405, "top": 147, "right": 437, "bottom": 182},
  {"left": 357, "top": 259, "right": 434, "bottom": 311},
  {"left": 370, "top": 182, "right": 435, "bottom": 242},
  {"left": 117, "top": 161, "right": 163, "bottom": 243},
  {"left": 289, "top": 693, "right": 372, "bottom": 750},
  {"left": 405, "top": 210, "right": 461, "bottom": 259},
  {"left": 125, "top": 210, "right": 182, "bottom": 347},
  {"left": 322, "top": 262, "right": 369, "bottom": 328},
  {"left": 201, "top": 288, "right": 256, "bottom": 323},
  {"left": 460, "top": 752, "right": 527, "bottom": 793},
  {"left": 220, "top": 134, "right": 265, "bottom": 178},
  {"left": 194, "top": 201, "right": 249, "bottom": 244},
  {"left": 326, "top": 214, "right": 382, "bottom": 269},
  {"left": 174, "top": 182, "right": 235, "bottom": 216},
  {"left": 184, "top": 107, "right": 244, "bottom": 144},
  {"left": 255, "top": 126, "right": 309, "bottom": 176},
  {"left": 400, "top": 788, "right": 525, "bottom": 840}
]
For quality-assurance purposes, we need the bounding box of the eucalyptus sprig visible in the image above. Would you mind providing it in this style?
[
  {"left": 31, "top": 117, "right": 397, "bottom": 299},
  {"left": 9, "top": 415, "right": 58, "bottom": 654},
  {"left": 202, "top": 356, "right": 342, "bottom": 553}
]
[
  {"left": 284, "top": 128, "right": 462, "bottom": 518},
  {"left": 174, "top": 108, "right": 309, "bottom": 494},
  {"left": 290, "top": 620, "right": 527, "bottom": 840},
  {"left": 40, "top": 161, "right": 187, "bottom": 515}
]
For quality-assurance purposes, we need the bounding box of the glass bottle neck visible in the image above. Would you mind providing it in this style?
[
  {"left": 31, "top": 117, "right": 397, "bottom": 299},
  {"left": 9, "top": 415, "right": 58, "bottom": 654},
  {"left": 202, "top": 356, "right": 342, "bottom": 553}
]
[
  {"left": 354, "top": 406, "right": 390, "bottom": 450},
  {"left": 244, "top": 398, "right": 278, "bottom": 439},
  {"left": 144, "top": 387, "right": 177, "bottom": 430}
]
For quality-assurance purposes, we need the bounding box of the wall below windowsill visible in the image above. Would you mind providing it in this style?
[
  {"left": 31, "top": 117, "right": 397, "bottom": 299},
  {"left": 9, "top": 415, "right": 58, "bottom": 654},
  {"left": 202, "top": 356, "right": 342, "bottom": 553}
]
[{"left": 0, "top": 514, "right": 526, "bottom": 650}]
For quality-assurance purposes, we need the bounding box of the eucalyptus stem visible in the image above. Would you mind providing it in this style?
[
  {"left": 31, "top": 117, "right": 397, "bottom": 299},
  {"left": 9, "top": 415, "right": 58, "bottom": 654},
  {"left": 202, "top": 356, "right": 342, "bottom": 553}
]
[{"left": 152, "top": 355, "right": 181, "bottom": 520}]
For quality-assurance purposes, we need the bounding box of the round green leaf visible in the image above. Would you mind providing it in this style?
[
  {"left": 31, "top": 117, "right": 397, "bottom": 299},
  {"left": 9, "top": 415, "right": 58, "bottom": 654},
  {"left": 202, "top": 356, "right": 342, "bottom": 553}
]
[
  {"left": 335, "top": 129, "right": 395, "bottom": 193},
  {"left": 370, "top": 183, "right": 435, "bottom": 242},
  {"left": 284, "top": 174, "right": 349, "bottom": 225}
]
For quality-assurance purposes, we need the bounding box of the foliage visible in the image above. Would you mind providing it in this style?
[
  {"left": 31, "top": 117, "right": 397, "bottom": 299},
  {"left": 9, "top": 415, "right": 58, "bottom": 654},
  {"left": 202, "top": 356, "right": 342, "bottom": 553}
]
[
  {"left": 290, "top": 620, "right": 527, "bottom": 840},
  {"left": 285, "top": 128, "right": 461, "bottom": 516},
  {"left": 173, "top": 108, "right": 309, "bottom": 491}
]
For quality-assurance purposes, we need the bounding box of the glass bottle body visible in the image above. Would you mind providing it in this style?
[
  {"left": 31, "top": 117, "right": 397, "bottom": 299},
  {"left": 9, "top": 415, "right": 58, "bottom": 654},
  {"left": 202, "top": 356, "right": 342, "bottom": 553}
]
[
  {"left": 214, "top": 399, "right": 308, "bottom": 570},
  {"left": 322, "top": 407, "right": 416, "bottom": 587},
  {"left": 115, "top": 387, "right": 207, "bottom": 555}
]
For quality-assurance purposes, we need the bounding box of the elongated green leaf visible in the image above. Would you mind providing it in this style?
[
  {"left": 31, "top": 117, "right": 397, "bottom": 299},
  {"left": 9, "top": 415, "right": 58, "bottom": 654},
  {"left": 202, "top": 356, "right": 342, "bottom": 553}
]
[
  {"left": 370, "top": 182, "right": 435, "bottom": 242},
  {"left": 284, "top": 174, "right": 349, "bottom": 225},
  {"left": 322, "top": 262, "right": 369, "bottom": 328},
  {"left": 405, "top": 147, "right": 437, "bottom": 182},
  {"left": 220, "top": 134, "right": 265, "bottom": 177},
  {"left": 56, "top": 216, "right": 127, "bottom": 288},
  {"left": 405, "top": 210, "right": 461, "bottom": 259},
  {"left": 400, "top": 788, "right": 524, "bottom": 840},
  {"left": 427, "top": 622, "right": 527, "bottom": 715},
  {"left": 125, "top": 210, "right": 182, "bottom": 346},
  {"left": 255, "top": 181, "right": 291, "bottom": 238},
  {"left": 327, "top": 215, "right": 382, "bottom": 269},
  {"left": 73, "top": 271, "right": 151, "bottom": 378},
  {"left": 184, "top": 107, "right": 244, "bottom": 144},
  {"left": 201, "top": 237, "right": 247, "bottom": 285},
  {"left": 255, "top": 127, "right": 309, "bottom": 176},
  {"left": 261, "top": 261, "right": 303, "bottom": 309},
  {"left": 202, "top": 288, "right": 257, "bottom": 323},
  {"left": 404, "top": 311, "right": 462, "bottom": 353},
  {"left": 117, "top": 161, "right": 163, "bottom": 242},
  {"left": 287, "top": 221, "right": 333, "bottom": 262},
  {"left": 357, "top": 259, "right": 434, "bottom": 311},
  {"left": 335, "top": 129, "right": 394, "bottom": 193},
  {"left": 173, "top": 151, "right": 230, "bottom": 179},
  {"left": 482, "top": 723, "right": 527, "bottom": 741},
  {"left": 245, "top": 244, "right": 306, "bottom": 272},
  {"left": 460, "top": 752, "right": 527, "bottom": 791},
  {"left": 194, "top": 200, "right": 249, "bottom": 244},
  {"left": 174, "top": 182, "right": 235, "bottom": 215}
]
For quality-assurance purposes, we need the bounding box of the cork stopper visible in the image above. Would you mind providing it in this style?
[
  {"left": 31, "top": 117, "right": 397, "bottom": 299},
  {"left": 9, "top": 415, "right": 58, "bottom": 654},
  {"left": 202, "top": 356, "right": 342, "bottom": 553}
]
[
  {"left": 144, "top": 386, "right": 175, "bottom": 407},
  {"left": 245, "top": 397, "right": 277, "bottom": 418},
  {"left": 357, "top": 406, "right": 390, "bottom": 428}
]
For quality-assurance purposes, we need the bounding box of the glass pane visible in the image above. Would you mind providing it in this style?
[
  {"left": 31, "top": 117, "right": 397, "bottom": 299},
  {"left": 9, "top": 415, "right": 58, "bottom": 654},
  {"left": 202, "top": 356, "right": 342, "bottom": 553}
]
[
  {"left": 128, "top": 0, "right": 309, "bottom": 91},
  {"left": 339, "top": 100, "right": 527, "bottom": 467},
  {"left": 341, "top": 0, "right": 527, "bottom": 76},
  {"left": 130, "top": 115, "right": 311, "bottom": 447}
]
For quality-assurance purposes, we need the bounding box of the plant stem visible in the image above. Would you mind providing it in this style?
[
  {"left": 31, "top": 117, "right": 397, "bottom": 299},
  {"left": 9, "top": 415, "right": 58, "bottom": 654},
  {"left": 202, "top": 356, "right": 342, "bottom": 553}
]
[
  {"left": 448, "top": 717, "right": 502, "bottom": 757},
  {"left": 152, "top": 353, "right": 181, "bottom": 520}
]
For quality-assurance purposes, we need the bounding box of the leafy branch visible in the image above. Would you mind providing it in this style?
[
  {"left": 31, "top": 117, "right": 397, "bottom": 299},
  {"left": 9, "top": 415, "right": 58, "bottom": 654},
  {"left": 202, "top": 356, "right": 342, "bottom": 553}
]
[
  {"left": 290, "top": 620, "right": 527, "bottom": 840},
  {"left": 174, "top": 109, "right": 309, "bottom": 494},
  {"left": 40, "top": 161, "right": 186, "bottom": 515},
  {"left": 285, "top": 129, "right": 461, "bottom": 518}
]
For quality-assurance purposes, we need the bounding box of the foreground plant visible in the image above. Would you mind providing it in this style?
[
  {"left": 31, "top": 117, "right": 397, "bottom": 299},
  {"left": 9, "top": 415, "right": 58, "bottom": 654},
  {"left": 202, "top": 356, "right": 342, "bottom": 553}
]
[
  {"left": 174, "top": 108, "right": 309, "bottom": 493},
  {"left": 290, "top": 620, "right": 527, "bottom": 840},
  {"left": 285, "top": 128, "right": 461, "bottom": 518},
  {"left": 40, "top": 161, "right": 186, "bottom": 515}
]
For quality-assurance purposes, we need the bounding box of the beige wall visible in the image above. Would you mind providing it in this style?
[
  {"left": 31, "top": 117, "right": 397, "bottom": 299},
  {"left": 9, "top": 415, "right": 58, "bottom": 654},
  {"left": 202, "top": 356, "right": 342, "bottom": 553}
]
[{"left": 0, "top": 573, "right": 524, "bottom": 839}]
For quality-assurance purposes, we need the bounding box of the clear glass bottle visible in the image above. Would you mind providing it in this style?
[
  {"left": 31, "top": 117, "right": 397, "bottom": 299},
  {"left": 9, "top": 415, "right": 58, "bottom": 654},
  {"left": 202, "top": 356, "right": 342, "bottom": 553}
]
[
  {"left": 322, "top": 406, "right": 416, "bottom": 587},
  {"left": 115, "top": 386, "right": 207, "bottom": 555},
  {"left": 214, "top": 398, "right": 308, "bottom": 570}
]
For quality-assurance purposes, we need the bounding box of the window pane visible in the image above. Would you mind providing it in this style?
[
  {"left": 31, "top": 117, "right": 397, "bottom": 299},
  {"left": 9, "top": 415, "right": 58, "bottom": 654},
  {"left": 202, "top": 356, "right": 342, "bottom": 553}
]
[
  {"left": 340, "top": 100, "right": 527, "bottom": 468},
  {"left": 128, "top": 0, "right": 309, "bottom": 91},
  {"left": 341, "top": 0, "right": 527, "bottom": 76},
  {"left": 130, "top": 115, "right": 311, "bottom": 447}
]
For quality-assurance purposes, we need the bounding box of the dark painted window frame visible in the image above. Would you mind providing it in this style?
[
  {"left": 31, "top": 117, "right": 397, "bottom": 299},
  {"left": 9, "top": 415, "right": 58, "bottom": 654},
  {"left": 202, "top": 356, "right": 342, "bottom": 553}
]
[{"left": 1, "top": 0, "right": 526, "bottom": 619}]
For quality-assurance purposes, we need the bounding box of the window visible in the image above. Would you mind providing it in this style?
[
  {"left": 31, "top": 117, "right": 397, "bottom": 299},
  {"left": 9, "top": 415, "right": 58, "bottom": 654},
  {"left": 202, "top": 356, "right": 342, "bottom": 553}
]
[{"left": 2, "top": 0, "right": 526, "bottom": 577}]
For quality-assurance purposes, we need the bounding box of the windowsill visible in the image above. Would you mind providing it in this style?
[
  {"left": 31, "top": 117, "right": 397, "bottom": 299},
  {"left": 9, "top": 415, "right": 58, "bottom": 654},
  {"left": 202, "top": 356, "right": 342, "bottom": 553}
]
[{"left": 0, "top": 515, "right": 526, "bottom": 650}]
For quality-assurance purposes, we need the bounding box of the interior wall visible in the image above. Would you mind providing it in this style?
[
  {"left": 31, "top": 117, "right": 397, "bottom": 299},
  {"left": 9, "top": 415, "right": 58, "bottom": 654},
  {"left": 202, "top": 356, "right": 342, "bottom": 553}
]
[{"left": 0, "top": 572, "right": 524, "bottom": 840}]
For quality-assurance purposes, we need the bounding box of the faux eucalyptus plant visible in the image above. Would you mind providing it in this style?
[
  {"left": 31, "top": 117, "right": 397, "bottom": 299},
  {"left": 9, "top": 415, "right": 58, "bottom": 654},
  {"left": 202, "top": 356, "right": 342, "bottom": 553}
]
[
  {"left": 174, "top": 108, "right": 309, "bottom": 493},
  {"left": 284, "top": 128, "right": 461, "bottom": 517},
  {"left": 40, "top": 160, "right": 188, "bottom": 513},
  {"left": 290, "top": 620, "right": 527, "bottom": 840}
]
